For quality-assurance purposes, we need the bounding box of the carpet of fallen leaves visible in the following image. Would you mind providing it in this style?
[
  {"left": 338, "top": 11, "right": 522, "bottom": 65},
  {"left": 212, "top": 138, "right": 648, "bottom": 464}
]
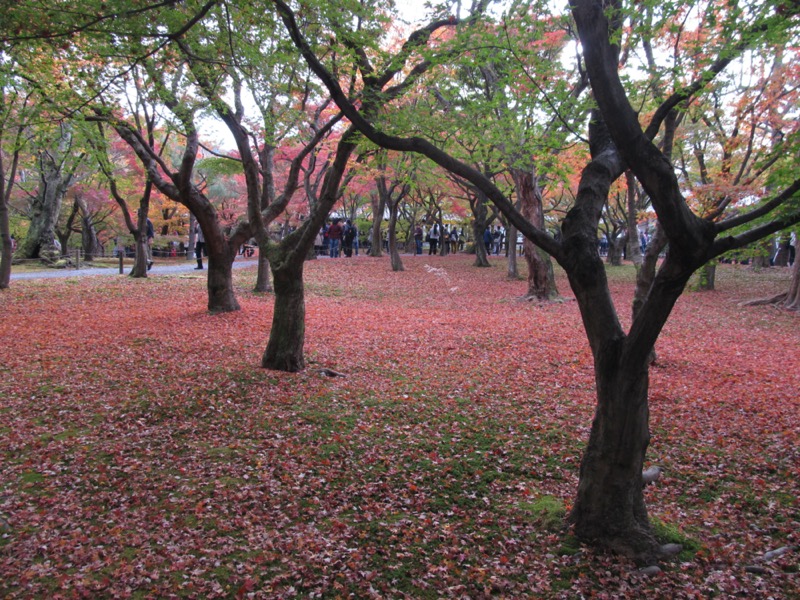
[{"left": 0, "top": 255, "right": 798, "bottom": 599}]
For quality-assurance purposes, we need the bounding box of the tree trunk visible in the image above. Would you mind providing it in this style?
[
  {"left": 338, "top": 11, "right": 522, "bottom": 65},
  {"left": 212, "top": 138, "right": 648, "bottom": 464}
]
[
  {"left": 130, "top": 206, "right": 149, "bottom": 278},
  {"left": 17, "top": 150, "right": 70, "bottom": 263},
  {"left": 254, "top": 250, "right": 272, "bottom": 293},
  {"left": 75, "top": 195, "right": 100, "bottom": 262},
  {"left": 570, "top": 357, "right": 657, "bottom": 563},
  {"left": 473, "top": 221, "right": 491, "bottom": 267},
  {"left": 633, "top": 222, "right": 666, "bottom": 320},
  {"left": 0, "top": 208, "right": 10, "bottom": 288},
  {"left": 262, "top": 260, "right": 305, "bottom": 372},
  {"left": 514, "top": 167, "right": 559, "bottom": 299},
  {"left": 607, "top": 233, "right": 625, "bottom": 266},
  {"left": 524, "top": 244, "right": 559, "bottom": 300},
  {"left": 506, "top": 223, "right": 519, "bottom": 279},
  {"left": 626, "top": 172, "right": 643, "bottom": 272},
  {"left": 783, "top": 257, "right": 800, "bottom": 311},
  {"left": 206, "top": 244, "right": 240, "bottom": 313},
  {"left": 750, "top": 238, "right": 772, "bottom": 270},
  {"left": 695, "top": 262, "right": 716, "bottom": 291},
  {"left": 388, "top": 201, "right": 404, "bottom": 272},
  {"left": 369, "top": 191, "right": 384, "bottom": 257},
  {"left": 472, "top": 192, "right": 491, "bottom": 267}
]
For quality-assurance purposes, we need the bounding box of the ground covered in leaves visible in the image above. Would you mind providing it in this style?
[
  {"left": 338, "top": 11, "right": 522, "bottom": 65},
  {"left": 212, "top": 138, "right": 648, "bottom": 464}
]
[{"left": 1, "top": 255, "right": 798, "bottom": 598}]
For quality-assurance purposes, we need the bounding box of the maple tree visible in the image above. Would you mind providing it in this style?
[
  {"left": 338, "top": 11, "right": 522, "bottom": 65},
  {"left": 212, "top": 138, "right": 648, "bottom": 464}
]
[
  {"left": 276, "top": 0, "right": 800, "bottom": 561},
  {"left": 13, "top": 122, "right": 87, "bottom": 263}
]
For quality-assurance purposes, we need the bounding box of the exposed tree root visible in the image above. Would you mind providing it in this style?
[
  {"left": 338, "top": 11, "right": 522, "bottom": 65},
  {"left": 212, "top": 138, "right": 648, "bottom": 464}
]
[{"left": 740, "top": 292, "right": 787, "bottom": 307}]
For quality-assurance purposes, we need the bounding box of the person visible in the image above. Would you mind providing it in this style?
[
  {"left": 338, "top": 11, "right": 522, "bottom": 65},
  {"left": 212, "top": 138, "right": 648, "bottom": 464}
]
[
  {"left": 146, "top": 217, "right": 154, "bottom": 270},
  {"left": 194, "top": 222, "right": 205, "bottom": 270},
  {"left": 449, "top": 226, "right": 459, "bottom": 254},
  {"left": 321, "top": 224, "right": 330, "bottom": 256},
  {"left": 343, "top": 219, "right": 356, "bottom": 257},
  {"left": 414, "top": 225, "right": 423, "bottom": 255},
  {"left": 327, "top": 218, "right": 343, "bottom": 258},
  {"left": 10, "top": 235, "right": 16, "bottom": 254},
  {"left": 428, "top": 223, "right": 440, "bottom": 255},
  {"left": 314, "top": 228, "right": 324, "bottom": 256},
  {"left": 483, "top": 226, "right": 493, "bottom": 254}
]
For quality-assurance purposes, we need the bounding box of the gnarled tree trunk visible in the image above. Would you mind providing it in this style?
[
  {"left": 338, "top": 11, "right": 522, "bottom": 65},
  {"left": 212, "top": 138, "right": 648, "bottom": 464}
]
[{"left": 17, "top": 149, "right": 72, "bottom": 264}]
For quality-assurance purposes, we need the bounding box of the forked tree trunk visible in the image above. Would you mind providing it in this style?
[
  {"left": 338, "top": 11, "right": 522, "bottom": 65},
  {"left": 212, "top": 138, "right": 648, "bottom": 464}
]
[
  {"left": 262, "top": 261, "right": 305, "bottom": 372},
  {"left": 74, "top": 195, "right": 100, "bottom": 262}
]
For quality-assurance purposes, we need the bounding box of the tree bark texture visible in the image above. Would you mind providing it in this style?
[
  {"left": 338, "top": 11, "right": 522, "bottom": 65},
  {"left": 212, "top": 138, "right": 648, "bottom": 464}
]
[
  {"left": 570, "top": 354, "right": 656, "bottom": 562},
  {"left": 17, "top": 150, "right": 71, "bottom": 262},
  {"left": 205, "top": 235, "right": 241, "bottom": 313},
  {"left": 369, "top": 191, "right": 385, "bottom": 257},
  {"left": 254, "top": 251, "right": 272, "bottom": 293},
  {"left": 471, "top": 193, "right": 491, "bottom": 267},
  {"left": 632, "top": 222, "right": 666, "bottom": 320},
  {"left": 783, "top": 256, "right": 800, "bottom": 310},
  {"left": 514, "top": 167, "right": 559, "bottom": 299},
  {"left": 262, "top": 260, "right": 305, "bottom": 372},
  {"left": 506, "top": 223, "right": 519, "bottom": 279}
]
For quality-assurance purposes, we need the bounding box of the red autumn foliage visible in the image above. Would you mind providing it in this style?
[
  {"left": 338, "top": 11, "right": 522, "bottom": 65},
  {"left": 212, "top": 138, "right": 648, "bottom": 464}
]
[{"left": 0, "top": 256, "right": 797, "bottom": 597}]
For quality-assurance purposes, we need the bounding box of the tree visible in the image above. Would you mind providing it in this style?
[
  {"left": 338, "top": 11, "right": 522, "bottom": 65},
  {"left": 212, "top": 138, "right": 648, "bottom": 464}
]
[
  {"left": 0, "top": 62, "right": 33, "bottom": 288},
  {"left": 276, "top": 0, "right": 800, "bottom": 562},
  {"left": 14, "top": 123, "right": 86, "bottom": 263},
  {"left": 374, "top": 151, "right": 413, "bottom": 271}
]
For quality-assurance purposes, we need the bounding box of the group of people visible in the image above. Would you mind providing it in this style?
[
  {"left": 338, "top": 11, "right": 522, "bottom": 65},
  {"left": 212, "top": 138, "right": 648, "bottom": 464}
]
[
  {"left": 482, "top": 226, "right": 505, "bottom": 255},
  {"left": 419, "top": 224, "right": 464, "bottom": 255},
  {"left": 316, "top": 218, "right": 358, "bottom": 258}
]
